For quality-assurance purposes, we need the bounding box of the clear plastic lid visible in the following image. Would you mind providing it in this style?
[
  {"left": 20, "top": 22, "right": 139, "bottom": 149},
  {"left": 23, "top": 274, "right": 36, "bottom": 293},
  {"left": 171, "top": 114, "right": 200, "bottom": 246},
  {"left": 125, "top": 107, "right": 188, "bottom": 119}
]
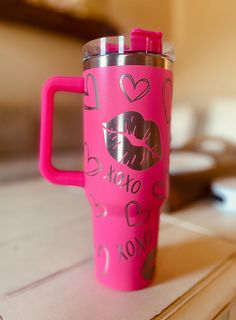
[{"left": 83, "top": 28, "right": 175, "bottom": 62}]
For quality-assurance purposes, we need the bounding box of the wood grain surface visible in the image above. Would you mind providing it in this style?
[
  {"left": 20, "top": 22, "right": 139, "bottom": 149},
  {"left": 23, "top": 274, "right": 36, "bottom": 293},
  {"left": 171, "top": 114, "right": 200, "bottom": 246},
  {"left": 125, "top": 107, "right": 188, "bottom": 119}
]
[{"left": 0, "top": 179, "right": 236, "bottom": 319}]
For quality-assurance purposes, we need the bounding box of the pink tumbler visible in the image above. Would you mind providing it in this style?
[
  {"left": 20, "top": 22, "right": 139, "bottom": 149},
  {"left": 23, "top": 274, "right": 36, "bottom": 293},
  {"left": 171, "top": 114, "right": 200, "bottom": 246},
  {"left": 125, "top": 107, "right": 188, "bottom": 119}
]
[{"left": 40, "top": 28, "right": 174, "bottom": 291}]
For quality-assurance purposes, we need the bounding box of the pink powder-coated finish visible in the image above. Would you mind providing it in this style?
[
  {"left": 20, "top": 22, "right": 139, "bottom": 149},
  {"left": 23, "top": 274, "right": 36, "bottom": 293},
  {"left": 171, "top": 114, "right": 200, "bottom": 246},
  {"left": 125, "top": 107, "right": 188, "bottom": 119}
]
[
  {"left": 130, "top": 28, "right": 163, "bottom": 54},
  {"left": 40, "top": 64, "right": 173, "bottom": 291},
  {"left": 101, "top": 28, "right": 163, "bottom": 55},
  {"left": 40, "top": 76, "right": 85, "bottom": 187},
  {"left": 84, "top": 65, "right": 172, "bottom": 290}
]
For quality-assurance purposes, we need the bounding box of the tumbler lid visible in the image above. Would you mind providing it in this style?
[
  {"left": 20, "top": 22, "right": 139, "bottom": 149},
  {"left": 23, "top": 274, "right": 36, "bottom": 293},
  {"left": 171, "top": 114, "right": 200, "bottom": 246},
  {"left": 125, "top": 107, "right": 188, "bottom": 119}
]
[
  {"left": 83, "top": 28, "right": 174, "bottom": 62},
  {"left": 130, "top": 28, "right": 162, "bottom": 54}
]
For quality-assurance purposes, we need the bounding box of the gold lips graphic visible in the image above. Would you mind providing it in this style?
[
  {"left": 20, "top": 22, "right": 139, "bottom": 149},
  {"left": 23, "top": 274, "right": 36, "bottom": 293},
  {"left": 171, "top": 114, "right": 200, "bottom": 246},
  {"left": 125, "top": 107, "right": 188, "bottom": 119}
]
[{"left": 103, "top": 111, "right": 161, "bottom": 170}]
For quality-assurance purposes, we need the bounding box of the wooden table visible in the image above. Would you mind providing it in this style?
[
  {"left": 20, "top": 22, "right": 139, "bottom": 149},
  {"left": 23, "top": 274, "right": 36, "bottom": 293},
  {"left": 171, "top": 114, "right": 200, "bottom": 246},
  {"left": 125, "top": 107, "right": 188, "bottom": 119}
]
[{"left": 1, "top": 179, "right": 236, "bottom": 319}]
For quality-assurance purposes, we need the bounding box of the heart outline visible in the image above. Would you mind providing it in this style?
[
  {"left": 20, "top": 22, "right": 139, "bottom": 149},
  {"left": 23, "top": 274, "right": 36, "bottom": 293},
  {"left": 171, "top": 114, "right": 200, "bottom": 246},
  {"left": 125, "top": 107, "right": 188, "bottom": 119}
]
[
  {"left": 88, "top": 194, "right": 108, "bottom": 218},
  {"left": 125, "top": 200, "right": 150, "bottom": 227},
  {"left": 97, "top": 245, "right": 110, "bottom": 275},
  {"left": 120, "top": 74, "right": 150, "bottom": 103},
  {"left": 84, "top": 73, "right": 99, "bottom": 110},
  {"left": 162, "top": 78, "right": 172, "bottom": 124},
  {"left": 152, "top": 180, "right": 166, "bottom": 201},
  {"left": 84, "top": 142, "right": 101, "bottom": 176}
]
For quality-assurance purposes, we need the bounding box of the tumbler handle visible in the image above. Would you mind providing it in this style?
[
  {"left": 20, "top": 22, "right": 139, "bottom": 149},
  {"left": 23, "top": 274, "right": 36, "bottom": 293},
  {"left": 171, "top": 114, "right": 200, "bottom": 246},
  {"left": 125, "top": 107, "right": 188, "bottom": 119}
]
[{"left": 40, "top": 76, "right": 85, "bottom": 187}]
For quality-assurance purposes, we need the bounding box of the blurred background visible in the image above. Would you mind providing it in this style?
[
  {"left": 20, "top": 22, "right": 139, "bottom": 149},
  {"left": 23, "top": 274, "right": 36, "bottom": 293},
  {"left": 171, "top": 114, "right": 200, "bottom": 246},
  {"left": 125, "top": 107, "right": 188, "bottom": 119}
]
[{"left": 0, "top": 0, "right": 236, "bottom": 192}]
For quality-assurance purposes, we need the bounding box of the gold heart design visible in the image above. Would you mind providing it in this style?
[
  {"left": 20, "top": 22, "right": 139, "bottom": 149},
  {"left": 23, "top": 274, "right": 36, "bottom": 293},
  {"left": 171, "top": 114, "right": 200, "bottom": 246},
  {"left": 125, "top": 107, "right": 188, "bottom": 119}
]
[
  {"left": 84, "top": 142, "right": 101, "bottom": 176},
  {"left": 125, "top": 200, "right": 150, "bottom": 227},
  {"left": 84, "top": 73, "right": 99, "bottom": 110},
  {"left": 120, "top": 74, "right": 150, "bottom": 102}
]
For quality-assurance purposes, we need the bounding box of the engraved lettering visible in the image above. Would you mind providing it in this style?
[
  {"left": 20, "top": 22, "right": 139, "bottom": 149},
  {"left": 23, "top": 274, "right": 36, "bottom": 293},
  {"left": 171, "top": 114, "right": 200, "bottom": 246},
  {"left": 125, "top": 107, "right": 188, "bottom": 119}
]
[
  {"left": 131, "top": 180, "right": 142, "bottom": 193},
  {"left": 135, "top": 236, "right": 145, "bottom": 254},
  {"left": 126, "top": 241, "right": 136, "bottom": 257},
  {"left": 116, "top": 244, "right": 128, "bottom": 261},
  {"left": 121, "top": 174, "right": 134, "bottom": 192},
  {"left": 103, "top": 165, "right": 142, "bottom": 194},
  {"left": 116, "top": 230, "right": 152, "bottom": 262},
  {"left": 114, "top": 171, "right": 124, "bottom": 186},
  {"left": 103, "top": 165, "right": 116, "bottom": 181}
]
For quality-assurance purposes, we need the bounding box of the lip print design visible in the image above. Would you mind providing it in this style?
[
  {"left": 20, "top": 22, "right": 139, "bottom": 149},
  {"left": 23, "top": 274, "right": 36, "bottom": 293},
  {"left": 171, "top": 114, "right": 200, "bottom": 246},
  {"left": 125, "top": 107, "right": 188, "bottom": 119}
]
[
  {"left": 97, "top": 245, "right": 110, "bottom": 275},
  {"left": 88, "top": 194, "right": 108, "bottom": 218},
  {"left": 141, "top": 247, "right": 157, "bottom": 280},
  {"left": 125, "top": 200, "right": 151, "bottom": 227},
  {"left": 120, "top": 74, "right": 150, "bottom": 103},
  {"left": 162, "top": 78, "right": 172, "bottom": 124},
  {"left": 103, "top": 111, "right": 161, "bottom": 170},
  {"left": 84, "top": 73, "right": 99, "bottom": 110},
  {"left": 84, "top": 142, "right": 101, "bottom": 176},
  {"left": 152, "top": 180, "right": 166, "bottom": 201}
]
